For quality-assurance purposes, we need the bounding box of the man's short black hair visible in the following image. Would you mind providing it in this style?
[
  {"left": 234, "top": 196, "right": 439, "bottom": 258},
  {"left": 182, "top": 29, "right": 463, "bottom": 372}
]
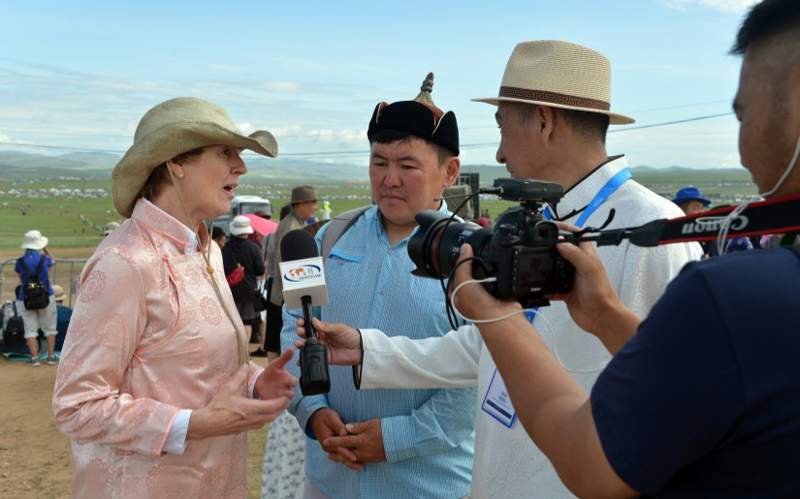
[
  {"left": 370, "top": 129, "right": 454, "bottom": 165},
  {"left": 515, "top": 103, "right": 609, "bottom": 144},
  {"left": 731, "top": 0, "right": 800, "bottom": 55},
  {"left": 557, "top": 108, "right": 610, "bottom": 144}
]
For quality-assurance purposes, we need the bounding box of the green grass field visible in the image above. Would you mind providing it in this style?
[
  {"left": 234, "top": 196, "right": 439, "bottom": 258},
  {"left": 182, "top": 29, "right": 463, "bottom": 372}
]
[{"left": 0, "top": 170, "right": 756, "bottom": 251}]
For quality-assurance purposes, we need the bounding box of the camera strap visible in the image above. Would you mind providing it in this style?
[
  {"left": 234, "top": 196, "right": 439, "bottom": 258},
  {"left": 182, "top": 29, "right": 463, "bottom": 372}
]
[
  {"left": 544, "top": 167, "right": 632, "bottom": 227},
  {"left": 585, "top": 192, "right": 800, "bottom": 248}
]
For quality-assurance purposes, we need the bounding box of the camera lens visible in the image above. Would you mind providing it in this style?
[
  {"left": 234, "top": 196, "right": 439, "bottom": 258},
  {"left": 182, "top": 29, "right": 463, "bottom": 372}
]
[{"left": 409, "top": 210, "right": 491, "bottom": 278}]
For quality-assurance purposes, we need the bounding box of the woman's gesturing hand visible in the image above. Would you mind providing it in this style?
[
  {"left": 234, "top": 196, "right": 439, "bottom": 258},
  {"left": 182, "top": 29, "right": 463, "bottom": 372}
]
[
  {"left": 254, "top": 349, "right": 298, "bottom": 401},
  {"left": 188, "top": 364, "right": 291, "bottom": 440}
]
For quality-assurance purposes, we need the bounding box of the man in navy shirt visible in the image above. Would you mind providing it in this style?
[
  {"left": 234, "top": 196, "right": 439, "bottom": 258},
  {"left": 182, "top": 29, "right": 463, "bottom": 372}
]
[
  {"left": 15, "top": 229, "right": 57, "bottom": 366},
  {"left": 451, "top": 0, "right": 800, "bottom": 497}
]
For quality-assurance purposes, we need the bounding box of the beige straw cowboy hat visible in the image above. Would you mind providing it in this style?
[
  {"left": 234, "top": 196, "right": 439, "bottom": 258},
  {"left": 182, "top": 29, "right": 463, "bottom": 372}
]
[
  {"left": 473, "top": 40, "right": 635, "bottom": 125},
  {"left": 112, "top": 97, "right": 279, "bottom": 218}
]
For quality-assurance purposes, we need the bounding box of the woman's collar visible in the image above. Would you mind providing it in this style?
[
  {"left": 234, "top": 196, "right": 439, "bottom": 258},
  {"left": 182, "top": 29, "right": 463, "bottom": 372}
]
[{"left": 131, "top": 198, "right": 204, "bottom": 254}]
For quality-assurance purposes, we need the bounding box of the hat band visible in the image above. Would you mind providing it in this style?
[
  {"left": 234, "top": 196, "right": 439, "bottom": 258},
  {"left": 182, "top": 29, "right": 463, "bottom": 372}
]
[{"left": 498, "top": 86, "right": 610, "bottom": 111}]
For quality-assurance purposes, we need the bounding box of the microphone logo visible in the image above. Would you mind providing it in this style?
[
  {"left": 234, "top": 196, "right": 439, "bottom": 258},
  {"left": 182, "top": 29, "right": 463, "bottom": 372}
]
[{"left": 284, "top": 264, "right": 323, "bottom": 282}]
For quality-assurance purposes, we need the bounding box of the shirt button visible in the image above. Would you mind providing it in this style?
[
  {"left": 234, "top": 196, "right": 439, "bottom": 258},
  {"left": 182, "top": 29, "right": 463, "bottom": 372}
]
[
  {"left": 380, "top": 289, "right": 385, "bottom": 295},
  {"left": 388, "top": 248, "right": 394, "bottom": 254}
]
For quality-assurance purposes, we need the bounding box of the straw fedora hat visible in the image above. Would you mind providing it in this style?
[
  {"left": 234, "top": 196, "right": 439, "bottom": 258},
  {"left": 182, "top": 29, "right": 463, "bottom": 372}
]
[
  {"left": 21, "top": 230, "right": 48, "bottom": 250},
  {"left": 112, "top": 97, "right": 279, "bottom": 218},
  {"left": 473, "top": 40, "right": 635, "bottom": 125},
  {"left": 52, "top": 284, "right": 66, "bottom": 302}
]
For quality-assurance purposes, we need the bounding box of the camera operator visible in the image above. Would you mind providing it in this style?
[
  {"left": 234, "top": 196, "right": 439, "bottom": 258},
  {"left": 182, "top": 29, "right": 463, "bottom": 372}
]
[
  {"left": 296, "top": 41, "right": 702, "bottom": 498},
  {"left": 448, "top": 1, "right": 800, "bottom": 496}
]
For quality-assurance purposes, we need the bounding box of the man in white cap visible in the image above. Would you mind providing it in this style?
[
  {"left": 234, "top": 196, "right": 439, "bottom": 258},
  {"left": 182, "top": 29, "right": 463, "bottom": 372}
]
[
  {"left": 15, "top": 229, "right": 58, "bottom": 366},
  {"left": 299, "top": 40, "right": 702, "bottom": 498}
]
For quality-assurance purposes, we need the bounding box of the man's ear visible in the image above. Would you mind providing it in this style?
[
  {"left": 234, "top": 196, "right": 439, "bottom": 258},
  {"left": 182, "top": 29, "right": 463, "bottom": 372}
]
[
  {"left": 537, "top": 106, "right": 555, "bottom": 140},
  {"left": 442, "top": 156, "right": 461, "bottom": 187}
]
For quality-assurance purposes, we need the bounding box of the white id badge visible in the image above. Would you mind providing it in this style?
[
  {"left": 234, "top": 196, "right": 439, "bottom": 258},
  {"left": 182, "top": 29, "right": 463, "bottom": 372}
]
[{"left": 481, "top": 368, "right": 517, "bottom": 428}]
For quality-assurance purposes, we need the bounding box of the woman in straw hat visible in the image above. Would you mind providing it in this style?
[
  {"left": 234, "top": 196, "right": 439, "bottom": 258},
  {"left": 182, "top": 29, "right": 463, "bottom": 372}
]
[{"left": 52, "top": 97, "right": 297, "bottom": 499}]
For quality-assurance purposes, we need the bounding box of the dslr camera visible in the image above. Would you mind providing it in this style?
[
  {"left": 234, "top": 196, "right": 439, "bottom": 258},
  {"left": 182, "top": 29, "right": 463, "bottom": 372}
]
[{"left": 408, "top": 178, "right": 575, "bottom": 308}]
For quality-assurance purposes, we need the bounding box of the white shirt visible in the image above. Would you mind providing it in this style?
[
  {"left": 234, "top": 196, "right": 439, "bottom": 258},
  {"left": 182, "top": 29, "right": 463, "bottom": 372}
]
[{"left": 358, "top": 156, "right": 704, "bottom": 498}]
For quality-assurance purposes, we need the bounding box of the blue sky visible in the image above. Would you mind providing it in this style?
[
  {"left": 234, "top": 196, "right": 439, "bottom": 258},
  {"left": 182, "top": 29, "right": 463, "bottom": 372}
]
[{"left": 0, "top": 0, "right": 759, "bottom": 168}]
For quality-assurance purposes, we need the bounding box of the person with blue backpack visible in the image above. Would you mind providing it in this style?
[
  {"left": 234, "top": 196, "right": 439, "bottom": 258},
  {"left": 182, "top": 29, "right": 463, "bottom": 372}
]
[{"left": 15, "top": 229, "right": 57, "bottom": 366}]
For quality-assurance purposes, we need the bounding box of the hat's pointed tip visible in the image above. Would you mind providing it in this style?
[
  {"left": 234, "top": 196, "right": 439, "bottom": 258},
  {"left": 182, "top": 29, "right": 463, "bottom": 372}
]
[
  {"left": 421, "top": 72, "right": 434, "bottom": 93},
  {"left": 414, "top": 72, "right": 435, "bottom": 106}
]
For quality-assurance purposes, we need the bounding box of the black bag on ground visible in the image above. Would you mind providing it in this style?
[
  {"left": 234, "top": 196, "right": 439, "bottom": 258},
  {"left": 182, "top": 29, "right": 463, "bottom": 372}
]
[
  {"left": 19, "top": 256, "right": 49, "bottom": 310},
  {"left": 1, "top": 302, "right": 27, "bottom": 353}
]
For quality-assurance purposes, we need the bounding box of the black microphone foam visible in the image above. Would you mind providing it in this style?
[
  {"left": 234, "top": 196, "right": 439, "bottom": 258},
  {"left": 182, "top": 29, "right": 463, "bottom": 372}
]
[{"left": 281, "top": 229, "right": 320, "bottom": 262}]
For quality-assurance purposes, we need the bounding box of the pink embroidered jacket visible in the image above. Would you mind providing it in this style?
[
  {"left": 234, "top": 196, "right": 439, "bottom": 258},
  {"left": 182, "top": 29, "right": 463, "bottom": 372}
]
[{"left": 53, "top": 199, "right": 261, "bottom": 499}]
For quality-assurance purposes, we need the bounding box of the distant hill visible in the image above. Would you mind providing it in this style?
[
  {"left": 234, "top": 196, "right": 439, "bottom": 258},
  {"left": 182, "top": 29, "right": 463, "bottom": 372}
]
[
  {"left": 0, "top": 150, "right": 370, "bottom": 182},
  {"left": 0, "top": 150, "right": 753, "bottom": 186},
  {"left": 459, "top": 164, "right": 511, "bottom": 184},
  {"left": 631, "top": 165, "right": 752, "bottom": 183}
]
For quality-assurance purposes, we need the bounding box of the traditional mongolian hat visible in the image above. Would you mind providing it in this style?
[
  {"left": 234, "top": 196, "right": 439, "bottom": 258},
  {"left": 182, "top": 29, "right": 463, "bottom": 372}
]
[{"left": 367, "top": 73, "right": 459, "bottom": 155}]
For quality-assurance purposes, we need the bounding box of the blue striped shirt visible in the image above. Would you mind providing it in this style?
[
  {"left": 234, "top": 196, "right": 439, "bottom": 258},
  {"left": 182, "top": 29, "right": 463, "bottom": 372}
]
[{"left": 281, "top": 203, "right": 476, "bottom": 499}]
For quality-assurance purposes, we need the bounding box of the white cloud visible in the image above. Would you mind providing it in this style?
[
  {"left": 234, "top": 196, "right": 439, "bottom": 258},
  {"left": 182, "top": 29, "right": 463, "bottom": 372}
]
[
  {"left": 270, "top": 125, "right": 304, "bottom": 137},
  {"left": 661, "top": 0, "right": 760, "bottom": 13},
  {"left": 270, "top": 125, "right": 366, "bottom": 145},
  {"left": 262, "top": 81, "right": 302, "bottom": 93},
  {"left": 0, "top": 131, "right": 10, "bottom": 142}
]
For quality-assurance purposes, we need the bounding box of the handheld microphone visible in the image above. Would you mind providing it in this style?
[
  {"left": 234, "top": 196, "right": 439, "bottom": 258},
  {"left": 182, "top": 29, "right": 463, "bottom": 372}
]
[{"left": 280, "top": 229, "right": 330, "bottom": 396}]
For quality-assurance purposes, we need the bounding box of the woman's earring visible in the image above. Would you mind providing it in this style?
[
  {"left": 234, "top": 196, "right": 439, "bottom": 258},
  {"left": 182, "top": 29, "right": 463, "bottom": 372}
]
[{"left": 177, "top": 173, "right": 184, "bottom": 179}]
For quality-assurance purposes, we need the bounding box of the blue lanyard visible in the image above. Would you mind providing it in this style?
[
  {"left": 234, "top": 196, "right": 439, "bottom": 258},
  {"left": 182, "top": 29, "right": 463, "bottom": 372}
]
[
  {"left": 543, "top": 167, "right": 631, "bottom": 228},
  {"left": 529, "top": 167, "right": 631, "bottom": 324}
]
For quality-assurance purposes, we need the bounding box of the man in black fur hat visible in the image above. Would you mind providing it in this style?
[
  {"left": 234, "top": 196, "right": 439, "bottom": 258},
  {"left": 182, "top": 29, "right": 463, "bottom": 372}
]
[{"left": 280, "top": 74, "right": 476, "bottom": 499}]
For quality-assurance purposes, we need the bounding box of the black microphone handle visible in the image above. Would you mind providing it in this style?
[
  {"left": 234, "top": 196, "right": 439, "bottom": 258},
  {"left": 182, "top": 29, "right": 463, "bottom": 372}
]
[
  {"left": 301, "top": 295, "right": 317, "bottom": 339},
  {"left": 298, "top": 294, "right": 330, "bottom": 395}
]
